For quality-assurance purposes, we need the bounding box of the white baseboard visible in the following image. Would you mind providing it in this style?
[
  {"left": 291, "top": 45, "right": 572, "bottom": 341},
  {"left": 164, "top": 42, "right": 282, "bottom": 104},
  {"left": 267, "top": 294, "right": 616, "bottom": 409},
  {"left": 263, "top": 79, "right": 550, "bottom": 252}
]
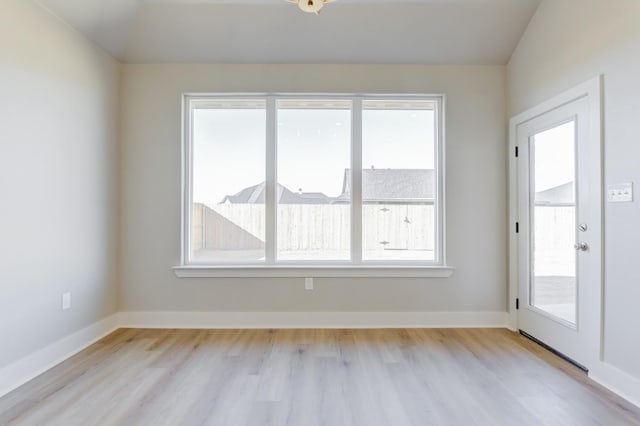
[
  {"left": 0, "top": 314, "right": 119, "bottom": 399},
  {"left": 590, "top": 361, "right": 640, "bottom": 408},
  {"left": 117, "top": 310, "right": 509, "bottom": 329}
]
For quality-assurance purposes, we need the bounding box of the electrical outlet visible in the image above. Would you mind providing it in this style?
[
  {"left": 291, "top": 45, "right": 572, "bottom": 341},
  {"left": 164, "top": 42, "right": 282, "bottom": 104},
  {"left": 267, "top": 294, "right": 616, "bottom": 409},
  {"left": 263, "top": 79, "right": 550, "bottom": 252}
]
[
  {"left": 62, "top": 292, "right": 71, "bottom": 310},
  {"left": 305, "top": 277, "right": 314, "bottom": 290}
]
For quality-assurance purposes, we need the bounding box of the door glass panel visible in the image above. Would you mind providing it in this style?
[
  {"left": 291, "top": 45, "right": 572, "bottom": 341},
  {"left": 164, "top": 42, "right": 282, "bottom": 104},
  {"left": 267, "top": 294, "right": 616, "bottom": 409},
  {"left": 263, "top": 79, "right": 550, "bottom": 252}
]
[{"left": 530, "top": 121, "right": 577, "bottom": 325}]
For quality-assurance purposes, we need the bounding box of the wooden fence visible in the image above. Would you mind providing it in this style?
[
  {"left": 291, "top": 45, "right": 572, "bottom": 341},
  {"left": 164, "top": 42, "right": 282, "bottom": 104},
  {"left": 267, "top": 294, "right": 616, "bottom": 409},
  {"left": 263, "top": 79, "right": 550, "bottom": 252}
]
[{"left": 192, "top": 203, "right": 435, "bottom": 256}]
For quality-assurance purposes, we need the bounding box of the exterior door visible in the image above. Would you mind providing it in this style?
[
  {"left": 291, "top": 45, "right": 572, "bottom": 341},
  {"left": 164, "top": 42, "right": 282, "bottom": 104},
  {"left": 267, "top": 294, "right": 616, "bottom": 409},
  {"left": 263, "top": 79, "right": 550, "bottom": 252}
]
[{"left": 516, "top": 94, "right": 600, "bottom": 369}]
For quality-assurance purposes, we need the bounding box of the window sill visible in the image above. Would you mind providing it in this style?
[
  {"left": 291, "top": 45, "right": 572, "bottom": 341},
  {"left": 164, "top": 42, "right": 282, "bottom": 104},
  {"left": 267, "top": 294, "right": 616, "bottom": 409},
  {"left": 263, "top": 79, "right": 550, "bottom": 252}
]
[{"left": 173, "top": 265, "right": 454, "bottom": 278}]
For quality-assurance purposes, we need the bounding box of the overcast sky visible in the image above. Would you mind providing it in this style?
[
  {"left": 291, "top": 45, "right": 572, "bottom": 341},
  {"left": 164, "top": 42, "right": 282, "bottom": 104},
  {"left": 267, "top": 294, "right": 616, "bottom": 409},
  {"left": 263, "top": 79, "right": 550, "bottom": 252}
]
[
  {"left": 193, "top": 108, "right": 435, "bottom": 206},
  {"left": 533, "top": 120, "right": 575, "bottom": 193}
]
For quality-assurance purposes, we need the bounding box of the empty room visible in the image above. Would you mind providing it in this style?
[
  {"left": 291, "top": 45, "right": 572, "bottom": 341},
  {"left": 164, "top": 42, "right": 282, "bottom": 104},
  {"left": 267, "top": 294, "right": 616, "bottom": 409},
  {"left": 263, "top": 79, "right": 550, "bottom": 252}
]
[{"left": 1, "top": 0, "right": 640, "bottom": 424}]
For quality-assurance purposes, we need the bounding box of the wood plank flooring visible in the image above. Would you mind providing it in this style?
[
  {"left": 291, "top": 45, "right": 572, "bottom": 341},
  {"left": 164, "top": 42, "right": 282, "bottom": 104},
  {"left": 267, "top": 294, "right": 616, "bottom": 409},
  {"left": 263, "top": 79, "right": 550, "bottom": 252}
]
[{"left": 1, "top": 328, "right": 639, "bottom": 426}]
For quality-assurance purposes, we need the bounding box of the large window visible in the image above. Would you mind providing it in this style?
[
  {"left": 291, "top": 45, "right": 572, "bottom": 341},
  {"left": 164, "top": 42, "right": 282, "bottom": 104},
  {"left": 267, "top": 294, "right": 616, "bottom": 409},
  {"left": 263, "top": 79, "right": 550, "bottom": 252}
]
[{"left": 183, "top": 95, "right": 444, "bottom": 267}]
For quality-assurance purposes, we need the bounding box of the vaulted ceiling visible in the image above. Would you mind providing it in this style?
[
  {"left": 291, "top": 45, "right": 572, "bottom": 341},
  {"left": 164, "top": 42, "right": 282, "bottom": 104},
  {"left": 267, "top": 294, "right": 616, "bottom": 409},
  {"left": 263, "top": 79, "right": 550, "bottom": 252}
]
[{"left": 37, "top": 0, "right": 541, "bottom": 64}]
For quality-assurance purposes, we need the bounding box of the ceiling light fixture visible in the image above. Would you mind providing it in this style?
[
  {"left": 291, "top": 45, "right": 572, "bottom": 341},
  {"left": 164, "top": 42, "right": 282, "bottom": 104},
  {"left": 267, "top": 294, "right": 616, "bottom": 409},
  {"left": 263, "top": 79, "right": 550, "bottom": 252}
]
[{"left": 288, "top": 0, "right": 335, "bottom": 15}]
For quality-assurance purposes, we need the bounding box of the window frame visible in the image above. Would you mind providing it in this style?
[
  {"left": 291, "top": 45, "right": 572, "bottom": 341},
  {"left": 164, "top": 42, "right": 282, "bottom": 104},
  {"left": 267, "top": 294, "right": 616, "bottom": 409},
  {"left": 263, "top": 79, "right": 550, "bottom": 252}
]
[{"left": 177, "top": 93, "right": 450, "bottom": 277}]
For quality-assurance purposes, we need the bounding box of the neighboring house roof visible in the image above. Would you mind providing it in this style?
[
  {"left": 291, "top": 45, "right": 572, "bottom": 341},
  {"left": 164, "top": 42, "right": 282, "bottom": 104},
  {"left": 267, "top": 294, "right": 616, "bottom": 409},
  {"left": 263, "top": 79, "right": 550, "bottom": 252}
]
[
  {"left": 222, "top": 169, "right": 435, "bottom": 205},
  {"left": 221, "top": 182, "right": 332, "bottom": 204},
  {"left": 535, "top": 181, "right": 575, "bottom": 205},
  {"left": 334, "top": 169, "right": 434, "bottom": 203}
]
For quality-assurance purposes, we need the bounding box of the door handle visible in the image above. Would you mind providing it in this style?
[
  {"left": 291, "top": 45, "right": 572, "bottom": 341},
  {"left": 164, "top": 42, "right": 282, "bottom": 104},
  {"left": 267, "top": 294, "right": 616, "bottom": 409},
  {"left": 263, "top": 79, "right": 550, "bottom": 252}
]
[{"left": 574, "top": 242, "right": 589, "bottom": 251}]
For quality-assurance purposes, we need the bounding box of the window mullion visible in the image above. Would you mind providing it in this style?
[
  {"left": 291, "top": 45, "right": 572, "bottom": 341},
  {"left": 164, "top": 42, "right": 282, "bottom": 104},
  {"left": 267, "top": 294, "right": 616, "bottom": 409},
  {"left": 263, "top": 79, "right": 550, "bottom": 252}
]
[
  {"left": 436, "top": 97, "right": 445, "bottom": 265},
  {"left": 351, "top": 98, "right": 363, "bottom": 264},
  {"left": 182, "top": 96, "right": 193, "bottom": 265},
  {"left": 265, "top": 97, "right": 277, "bottom": 264}
]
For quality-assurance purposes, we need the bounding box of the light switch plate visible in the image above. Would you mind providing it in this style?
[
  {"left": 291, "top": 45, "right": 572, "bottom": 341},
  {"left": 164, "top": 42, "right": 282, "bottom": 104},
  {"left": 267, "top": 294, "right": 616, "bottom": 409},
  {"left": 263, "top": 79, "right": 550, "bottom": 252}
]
[{"left": 607, "top": 183, "right": 633, "bottom": 203}]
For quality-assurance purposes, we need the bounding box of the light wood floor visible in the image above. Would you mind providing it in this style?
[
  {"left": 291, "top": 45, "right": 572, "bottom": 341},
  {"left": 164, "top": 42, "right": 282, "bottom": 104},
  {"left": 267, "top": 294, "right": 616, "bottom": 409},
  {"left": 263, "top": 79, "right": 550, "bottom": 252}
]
[{"left": 1, "top": 328, "right": 639, "bottom": 426}]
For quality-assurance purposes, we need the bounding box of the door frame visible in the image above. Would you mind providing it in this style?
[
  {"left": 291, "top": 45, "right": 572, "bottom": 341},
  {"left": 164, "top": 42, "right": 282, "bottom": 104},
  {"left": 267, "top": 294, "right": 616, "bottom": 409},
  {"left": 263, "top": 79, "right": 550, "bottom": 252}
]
[{"left": 508, "top": 76, "right": 603, "bottom": 370}]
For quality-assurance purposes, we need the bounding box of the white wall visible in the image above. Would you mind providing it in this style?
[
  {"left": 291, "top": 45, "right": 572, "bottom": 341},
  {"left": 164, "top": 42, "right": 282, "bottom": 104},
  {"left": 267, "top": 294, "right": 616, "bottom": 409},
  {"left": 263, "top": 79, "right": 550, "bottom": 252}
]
[
  {"left": 508, "top": 0, "right": 640, "bottom": 380},
  {"left": 0, "top": 0, "right": 119, "bottom": 368},
  {"left": 119, "top": 64, "right": 507, "bottom": 314}
]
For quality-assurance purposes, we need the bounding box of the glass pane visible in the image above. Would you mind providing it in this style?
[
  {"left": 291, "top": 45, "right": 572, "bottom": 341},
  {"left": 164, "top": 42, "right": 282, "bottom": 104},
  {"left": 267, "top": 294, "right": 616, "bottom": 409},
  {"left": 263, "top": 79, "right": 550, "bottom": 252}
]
[
  {"left": 276, "top": 100, "right": 351, "bottom": 260},
  {"left": 190, "top": 100, "right": 266, "bottom": 263},
  {"left": 530, "top": 121, "right": 577, "bottom": 325},
  {"left": 362, "top": 100, "right": 436, "bottom": 261}
]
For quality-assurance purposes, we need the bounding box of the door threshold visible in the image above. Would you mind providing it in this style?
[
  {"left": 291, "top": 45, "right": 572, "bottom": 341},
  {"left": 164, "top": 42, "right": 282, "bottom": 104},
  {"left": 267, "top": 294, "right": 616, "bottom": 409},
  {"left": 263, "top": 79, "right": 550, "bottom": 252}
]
[{"left": 519, "top": 330, "right": 588, "bottom": 373}]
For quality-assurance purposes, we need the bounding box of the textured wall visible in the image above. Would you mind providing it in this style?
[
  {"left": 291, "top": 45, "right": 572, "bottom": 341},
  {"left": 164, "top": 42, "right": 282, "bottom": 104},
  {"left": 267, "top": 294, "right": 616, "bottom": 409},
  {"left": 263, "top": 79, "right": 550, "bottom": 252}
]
[
  {"left": 119, "top": 64, "right": 507, "bottom": 314},
  {"left": 0, "top": 0, "right": 120, "bottom": 368}
]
